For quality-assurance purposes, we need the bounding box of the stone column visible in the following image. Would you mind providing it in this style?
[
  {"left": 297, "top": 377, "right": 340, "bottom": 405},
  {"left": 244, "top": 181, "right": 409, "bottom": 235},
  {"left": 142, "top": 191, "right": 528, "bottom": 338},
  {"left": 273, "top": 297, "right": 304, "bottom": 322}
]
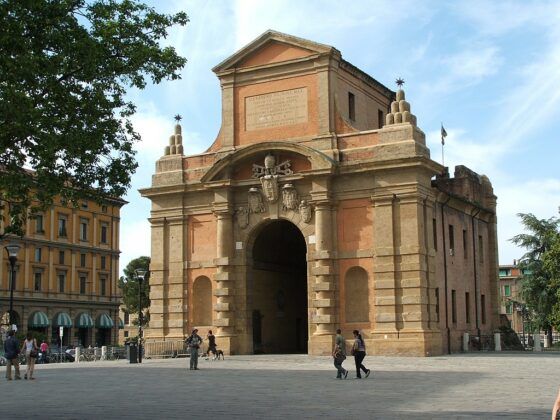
[
  {"left": 372, "top": 193, "right": 398, "bottom": 334},
  {"left": 309, "top": 200, "right": 336, "bottom": 354},
  {"left": 213, "top": 205, "right": 236, "bottom": 354}
]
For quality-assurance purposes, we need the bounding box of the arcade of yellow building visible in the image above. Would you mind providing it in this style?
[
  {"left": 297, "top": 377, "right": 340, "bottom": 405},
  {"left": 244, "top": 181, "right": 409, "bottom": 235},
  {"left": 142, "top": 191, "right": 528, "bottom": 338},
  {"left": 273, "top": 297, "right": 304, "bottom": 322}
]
[{"left": 140, "top": 31, "right": 499, "bottom": 356}]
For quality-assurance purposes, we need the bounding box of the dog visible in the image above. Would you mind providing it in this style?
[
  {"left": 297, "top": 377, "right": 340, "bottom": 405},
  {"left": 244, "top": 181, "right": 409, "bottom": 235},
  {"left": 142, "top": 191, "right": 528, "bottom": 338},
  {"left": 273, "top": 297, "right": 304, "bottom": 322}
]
[{"left": 214, "top": 349, "right": 224, "bottom": 360}]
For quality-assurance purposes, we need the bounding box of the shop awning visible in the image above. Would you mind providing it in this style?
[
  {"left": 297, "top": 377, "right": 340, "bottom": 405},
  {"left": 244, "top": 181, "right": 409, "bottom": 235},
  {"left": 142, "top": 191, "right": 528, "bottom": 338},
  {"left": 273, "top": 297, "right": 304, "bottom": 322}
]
[
  {"left": 29, "top": 311, "right": 49, "bottom": 328},
  {"left": 76, "top": 313, "right": 94, "bottom": 328},
  {"left": 118, "top": 318, "right": 124, "bottom": 329},
  {"left": 53, "top": 312, "right": 73, "bottom": 327},
  {"left": 96, "top": 313, "right": 114, "bottom": 329}
]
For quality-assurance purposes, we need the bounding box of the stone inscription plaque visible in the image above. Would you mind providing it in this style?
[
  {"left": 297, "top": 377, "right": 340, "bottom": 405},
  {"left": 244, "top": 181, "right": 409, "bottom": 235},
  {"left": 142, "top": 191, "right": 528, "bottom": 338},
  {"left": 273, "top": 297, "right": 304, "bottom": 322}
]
[{"left": 245, "top": 88, "right": 308, "bottom": 131}]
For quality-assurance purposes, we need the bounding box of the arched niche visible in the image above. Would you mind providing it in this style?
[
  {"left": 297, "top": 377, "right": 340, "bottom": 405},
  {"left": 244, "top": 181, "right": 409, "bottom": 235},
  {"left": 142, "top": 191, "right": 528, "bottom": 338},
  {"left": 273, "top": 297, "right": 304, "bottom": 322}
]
[
  {"left": 193, "top": 276, "right": 212, "bottom": 326},
  {"left": 344, "top": 266, "right": 369, "bottom": 323}
]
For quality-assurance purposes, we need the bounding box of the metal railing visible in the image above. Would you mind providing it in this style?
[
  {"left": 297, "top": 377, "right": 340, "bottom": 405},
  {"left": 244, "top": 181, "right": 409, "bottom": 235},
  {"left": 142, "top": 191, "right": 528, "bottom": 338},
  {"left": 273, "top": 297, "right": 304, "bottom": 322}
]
[{"left": 143, "top": 340, "right": 189, "bottom": 359}]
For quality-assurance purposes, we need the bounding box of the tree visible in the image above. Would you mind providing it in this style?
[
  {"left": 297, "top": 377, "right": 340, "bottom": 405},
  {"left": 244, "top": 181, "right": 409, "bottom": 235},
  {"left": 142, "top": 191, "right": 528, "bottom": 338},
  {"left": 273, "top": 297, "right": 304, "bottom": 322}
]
[
  {"left": 511, "top": 213, "right": 560, "bottom": 343},
  {"left": 118, "top": 256, "right": 150, "bottom": 322},
  {"left": 0, "top": 0, "right": 188, "bottom": 236}
]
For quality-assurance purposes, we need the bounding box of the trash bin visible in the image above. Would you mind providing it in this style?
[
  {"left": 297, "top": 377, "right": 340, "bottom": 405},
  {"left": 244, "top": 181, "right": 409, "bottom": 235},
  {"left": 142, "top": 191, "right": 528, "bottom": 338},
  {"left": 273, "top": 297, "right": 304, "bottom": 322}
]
[{"left": 129, "top": 344, "right": 138, "bottom": 364}]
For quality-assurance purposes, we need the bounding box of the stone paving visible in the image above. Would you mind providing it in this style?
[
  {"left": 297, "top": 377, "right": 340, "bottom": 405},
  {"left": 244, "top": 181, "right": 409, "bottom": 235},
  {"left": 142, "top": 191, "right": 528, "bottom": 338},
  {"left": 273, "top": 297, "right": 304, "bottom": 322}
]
[{"left": 1, "top": 352, "right": 558, "bottom": 419}]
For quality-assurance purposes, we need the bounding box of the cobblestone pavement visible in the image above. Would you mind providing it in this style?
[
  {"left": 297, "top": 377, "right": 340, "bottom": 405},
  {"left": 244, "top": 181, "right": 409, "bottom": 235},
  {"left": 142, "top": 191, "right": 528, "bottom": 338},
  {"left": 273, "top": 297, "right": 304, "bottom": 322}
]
[{"left": 1, "top": 352, "right": 557, "bottom": 419}]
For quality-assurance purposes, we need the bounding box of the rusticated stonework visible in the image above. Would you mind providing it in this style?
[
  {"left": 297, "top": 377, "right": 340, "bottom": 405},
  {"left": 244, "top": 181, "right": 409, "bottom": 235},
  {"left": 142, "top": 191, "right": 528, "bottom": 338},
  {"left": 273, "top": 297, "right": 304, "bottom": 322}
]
[{"left": 140, "top": 30, "right": 499, "bottom": 357}]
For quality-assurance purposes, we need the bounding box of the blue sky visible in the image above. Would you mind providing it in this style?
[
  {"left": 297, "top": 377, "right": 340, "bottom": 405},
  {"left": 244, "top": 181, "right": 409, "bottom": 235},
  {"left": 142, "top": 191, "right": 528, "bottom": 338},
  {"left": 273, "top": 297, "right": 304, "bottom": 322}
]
[{"left": 120, "top": 0, "right": 560, "bottom": 274}]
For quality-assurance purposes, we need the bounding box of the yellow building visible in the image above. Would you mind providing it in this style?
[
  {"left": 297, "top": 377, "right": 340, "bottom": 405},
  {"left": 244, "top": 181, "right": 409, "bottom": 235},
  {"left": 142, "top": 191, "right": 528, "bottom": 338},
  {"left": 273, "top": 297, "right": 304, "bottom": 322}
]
[{"left": 0, "top": 195, "right": 125, "bottom": 346}]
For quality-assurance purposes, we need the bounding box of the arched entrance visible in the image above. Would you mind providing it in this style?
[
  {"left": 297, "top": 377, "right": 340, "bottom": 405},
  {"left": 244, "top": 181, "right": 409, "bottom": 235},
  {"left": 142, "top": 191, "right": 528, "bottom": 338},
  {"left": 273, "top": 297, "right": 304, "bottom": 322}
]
[{"left": 248, "top": 219, "right": 308, "bottom": 354}]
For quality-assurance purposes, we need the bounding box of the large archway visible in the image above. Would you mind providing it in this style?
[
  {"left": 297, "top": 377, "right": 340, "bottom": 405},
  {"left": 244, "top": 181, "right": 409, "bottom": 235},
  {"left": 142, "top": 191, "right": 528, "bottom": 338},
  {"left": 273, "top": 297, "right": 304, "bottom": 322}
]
[{"left": 248, "top": 219, "right": 308, "bottom": 354}]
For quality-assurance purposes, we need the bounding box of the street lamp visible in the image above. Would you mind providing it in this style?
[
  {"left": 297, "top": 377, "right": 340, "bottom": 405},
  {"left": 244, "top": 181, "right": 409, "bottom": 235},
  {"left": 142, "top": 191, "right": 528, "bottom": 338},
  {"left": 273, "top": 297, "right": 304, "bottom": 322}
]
[
  {"left": 5, "top": 243, "right": 20, "bottom": 331},
  {"left": 135, "top": 268, "right": 147, "bottom": 363}
]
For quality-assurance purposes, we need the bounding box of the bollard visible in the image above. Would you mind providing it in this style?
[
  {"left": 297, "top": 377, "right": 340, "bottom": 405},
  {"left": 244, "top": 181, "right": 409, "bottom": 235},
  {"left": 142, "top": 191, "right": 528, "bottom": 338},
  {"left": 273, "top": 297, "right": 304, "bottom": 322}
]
[
  {"left": 533, "top": 333, "right": 542, "bottom": 352},
  {"left": 494, "top": 333, "right": 502, "bottom": 351},
  {"left": 75, "top": 347, "right": 81, "bottom": 363},
  {"left": 101, "top": 346, "right": 107, "bottom": 360},
  {"left": 463, "top": 333, "right": 470, "bottom": 352}
]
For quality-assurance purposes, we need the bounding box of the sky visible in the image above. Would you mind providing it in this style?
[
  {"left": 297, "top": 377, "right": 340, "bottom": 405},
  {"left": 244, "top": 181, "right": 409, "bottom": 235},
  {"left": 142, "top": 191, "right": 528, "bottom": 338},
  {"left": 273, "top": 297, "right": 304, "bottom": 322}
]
[{"left": 119, "top": 0, "right": 560, "bottom": 274}]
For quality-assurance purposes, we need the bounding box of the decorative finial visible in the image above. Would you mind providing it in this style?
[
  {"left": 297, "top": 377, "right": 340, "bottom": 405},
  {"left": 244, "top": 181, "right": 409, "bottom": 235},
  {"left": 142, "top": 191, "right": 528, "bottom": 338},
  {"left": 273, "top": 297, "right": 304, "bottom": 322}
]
[
  {"left": 395, "top": 78, "right": 405, "bottom": 88},
  {"left": 174, "top": 114, "right": 182, "bottom": 123}
]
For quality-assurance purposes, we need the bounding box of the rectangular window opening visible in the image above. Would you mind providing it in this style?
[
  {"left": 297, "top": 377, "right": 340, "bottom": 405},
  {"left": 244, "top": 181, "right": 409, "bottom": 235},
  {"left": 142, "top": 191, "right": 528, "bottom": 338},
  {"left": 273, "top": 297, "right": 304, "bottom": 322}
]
[
  {"left": 449, "top": 224, "right": 455, "bottom": 256},
  {"left": 451, "top": 289, "right": 457, "bottom": 324},
  {"left": 481, "top": 294, "right": 486, "bottom": 324},
  {"left": 348, "top": 92, "right": 355, "bottom": 121},
  {"left": 465, "top": 292, "right": 471, "bottom": 323}
]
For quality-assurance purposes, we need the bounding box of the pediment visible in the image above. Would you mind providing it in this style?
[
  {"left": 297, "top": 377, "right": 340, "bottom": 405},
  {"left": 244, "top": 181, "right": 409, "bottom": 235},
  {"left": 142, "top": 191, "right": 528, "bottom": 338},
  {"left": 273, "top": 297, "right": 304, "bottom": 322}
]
[{"left": 212, "top": 30, "right": 337, "bottom": 74}]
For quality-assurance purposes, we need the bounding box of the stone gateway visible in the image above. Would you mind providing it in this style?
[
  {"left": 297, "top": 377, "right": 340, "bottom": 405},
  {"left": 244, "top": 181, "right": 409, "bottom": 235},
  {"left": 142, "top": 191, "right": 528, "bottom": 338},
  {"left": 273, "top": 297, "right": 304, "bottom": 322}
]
[{"left": 140, "top": 31, "right": 499, "bottom": 356}]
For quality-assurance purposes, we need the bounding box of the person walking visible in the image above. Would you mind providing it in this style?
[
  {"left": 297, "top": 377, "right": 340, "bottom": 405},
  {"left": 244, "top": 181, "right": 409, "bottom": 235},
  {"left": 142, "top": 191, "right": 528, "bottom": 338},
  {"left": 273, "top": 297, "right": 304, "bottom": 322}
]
[
  {"left": 4, "top": 330, "right": 21, "bottom": 380},
  {"left": 552, "top": 387, "right": 560, "bottom": 419},
  {"left": 205, "top": 330, "right": 217, "bottom": 360},
  {"left": 333, "top": 328, "right": 348, "bottom": 379},
  {"left": 40, "top": 340, "right": 49, "bottom": 364},
  {"left": 351, "top": 329, "right": 371, "bottom": 379},
  {"left": 185, "top": 329, "right": 203, "bottom": 370},
  {"left": 21, "top": 332, "right": 38, "bottom": 380}
]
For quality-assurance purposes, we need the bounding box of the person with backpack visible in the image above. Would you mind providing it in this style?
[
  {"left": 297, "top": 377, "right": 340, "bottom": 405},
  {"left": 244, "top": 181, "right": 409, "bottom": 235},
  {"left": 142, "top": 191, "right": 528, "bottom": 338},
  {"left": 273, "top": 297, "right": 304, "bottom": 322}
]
[
  {"left": 351, "top": 329, "right": 371, "bottom": 379},
  {"left": 185, "top": 329, "right": 203, "bottom": 370}
]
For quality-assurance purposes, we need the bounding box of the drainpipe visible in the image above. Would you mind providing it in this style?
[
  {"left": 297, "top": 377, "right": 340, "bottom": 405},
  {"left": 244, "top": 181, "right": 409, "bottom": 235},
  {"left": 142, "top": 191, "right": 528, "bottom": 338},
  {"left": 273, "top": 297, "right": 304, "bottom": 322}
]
[
  {"left": 441, "top": 197, "right": 451, "bottom": 354},
  {"left": 471, "top": 208, "right": 481, "bottom": 341}
]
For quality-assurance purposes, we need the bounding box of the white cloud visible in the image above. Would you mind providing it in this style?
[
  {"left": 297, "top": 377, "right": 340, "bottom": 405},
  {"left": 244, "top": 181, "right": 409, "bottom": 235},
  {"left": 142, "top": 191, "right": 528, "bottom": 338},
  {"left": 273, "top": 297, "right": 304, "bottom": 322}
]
[{"left": 119, "top": 219, "right": 152, "bottom": 274}]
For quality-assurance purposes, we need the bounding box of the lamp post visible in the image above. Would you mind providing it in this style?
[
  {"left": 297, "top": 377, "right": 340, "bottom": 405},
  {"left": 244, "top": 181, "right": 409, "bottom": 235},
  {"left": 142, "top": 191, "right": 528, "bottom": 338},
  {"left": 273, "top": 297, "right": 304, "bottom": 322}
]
[
  {"left": 5, "top": 244, "right": 20, "bottom": 331},
  {"left": 135, "top": 268, "right": 147, "bottom": 363}
]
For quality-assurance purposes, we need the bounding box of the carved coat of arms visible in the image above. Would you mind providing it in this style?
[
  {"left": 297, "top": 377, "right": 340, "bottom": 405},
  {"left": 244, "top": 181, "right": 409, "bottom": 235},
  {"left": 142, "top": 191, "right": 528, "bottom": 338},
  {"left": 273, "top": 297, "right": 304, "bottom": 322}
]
[
  {"left": 299, "top": 200, "right": 312, "bottom": 223},
  {"left": 282, "top": 184, "right": 298, "bottom": 211},
  {"left": 252, "top": 154, "right": 293, "bottom": 203},
  {"left": 248, "top": 187, "right": 265, "bottom": 213},
  {"left": 235, "top": 206, "right": 249, "bottom": 229}
]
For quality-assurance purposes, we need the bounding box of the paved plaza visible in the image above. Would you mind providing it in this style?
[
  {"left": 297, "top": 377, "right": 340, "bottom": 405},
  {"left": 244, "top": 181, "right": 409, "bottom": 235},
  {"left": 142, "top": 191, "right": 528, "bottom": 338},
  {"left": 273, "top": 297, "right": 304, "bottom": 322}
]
[{"left": 1, "top": 352, "right": 558, "bottom": 419}]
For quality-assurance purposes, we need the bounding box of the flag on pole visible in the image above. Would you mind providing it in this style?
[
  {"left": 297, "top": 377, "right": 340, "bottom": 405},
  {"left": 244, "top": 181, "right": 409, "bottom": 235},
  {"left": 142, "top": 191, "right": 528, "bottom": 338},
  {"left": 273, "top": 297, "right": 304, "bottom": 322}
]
[{"left": 441, "top": 124, "right": 448, "bottom": 145}]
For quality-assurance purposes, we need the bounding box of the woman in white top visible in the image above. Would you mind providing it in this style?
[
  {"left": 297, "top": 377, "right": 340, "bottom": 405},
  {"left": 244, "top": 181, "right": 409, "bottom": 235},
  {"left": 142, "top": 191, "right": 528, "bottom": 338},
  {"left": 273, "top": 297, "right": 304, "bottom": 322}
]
[{"left": 21, "top": 332, "right": 38, "bottom": 380}]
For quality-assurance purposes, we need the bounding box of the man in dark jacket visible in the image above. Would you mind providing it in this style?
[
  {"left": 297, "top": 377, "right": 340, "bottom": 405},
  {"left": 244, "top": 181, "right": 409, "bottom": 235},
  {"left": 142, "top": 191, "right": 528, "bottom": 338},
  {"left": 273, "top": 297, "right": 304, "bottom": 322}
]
[{"left": 4, "top": 330, "right": 21, "bottom": 380}]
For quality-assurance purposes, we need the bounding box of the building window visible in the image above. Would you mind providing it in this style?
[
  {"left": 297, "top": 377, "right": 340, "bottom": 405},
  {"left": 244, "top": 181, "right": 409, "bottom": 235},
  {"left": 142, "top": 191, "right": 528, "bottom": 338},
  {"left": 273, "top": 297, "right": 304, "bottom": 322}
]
[
  {"left": 34, "top": 272, "right": 42, "bottom": 291},
  {"left": 378, "top": 109, "right": 384, "bottom": 129},
  {"left": 451, "top": 289, "right": 457, "bottom": 323},
  {"left": 80, "top": 219, "right": 88, "bottom": 241},
  {"left": 80, "top": 275, "right": 87, "bottom": 294},
  {"left": 124, "top": 331, "right": 129, "bottom": 338},
  {"left": 433, "top": 218, "right": 437, "bottom": 251},
  {"left": 35, "top": 214, "right": 44, "bottom": 233},
  {"left": 504, "top": 284, "right": 511, "bottom": 297},
  {"left": 81, "top": 201, "right": 88, "bottom": 209},
  {"left": 100, "top": 255, "right": 106, "bottom": 270},
  {"left": 59, "top": 250, "right": 65, "bottom": 265},
  {"left": 505, "top": 301, "right": 513, "bottom": 314},
  {"left": 465, "top": 292, "right": 471, "bottom": 323},
  {"left": 58, "top": 273, "right": 66, "bottom": 292},
  {"left": 80, "top": 253, "right": 86, "bottom": 267},
  {"left": 58, "top": 215, "right": 67, "bottom": 237},
  {"left": 35, "top": 247, "right": 42, "bottom": 262},
  {"left": 124, "top": 311, "right": 130, "bottom": 324},
  {"left": 101, "top": 205, "right": 108, "bottom": 213},
  {"left": 100, "top": 277, "right": 107, "bottom": 296},
  {"left": 348, "top": 92, "right": 355, "bottom": 121},
  {"left": 462, "top": 229, "right": 468, "bottom": 258},
  {"left": 435, "top": 287, "right": 440, "bottom": 322},
  {"left": 100, "top": 224, "right": 108, "bottom": 244},
  {"left": 448, "top": 225, "right": 455, "bottom": 255},
  {"left": 481, "top": 294, "right": 486, "bottom": 324},
  {"left": 478, "top": 235, "right": 484, "bottom": 262}
]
